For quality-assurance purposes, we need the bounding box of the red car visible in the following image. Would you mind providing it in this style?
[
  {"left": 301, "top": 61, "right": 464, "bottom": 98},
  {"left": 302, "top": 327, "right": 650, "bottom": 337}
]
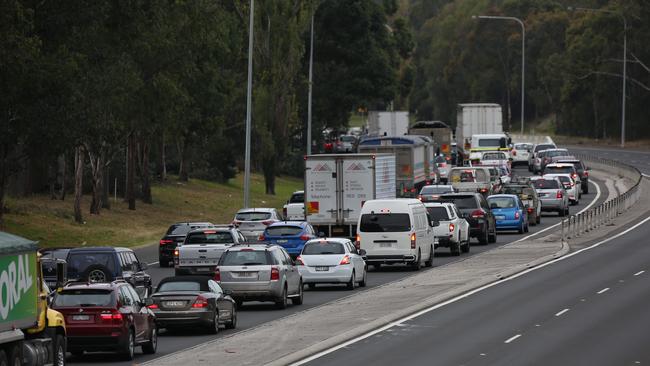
[{"left": 51, "top": 280, "right": 157, "bottom": 360}]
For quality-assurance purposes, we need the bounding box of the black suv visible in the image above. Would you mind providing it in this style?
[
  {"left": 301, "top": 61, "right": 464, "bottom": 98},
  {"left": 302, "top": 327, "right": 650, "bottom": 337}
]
[
  {"left": 439, "top": 193, "right": 497, "bottom": 245},
  {"left": 159, "top": 222, "right": 215, "bottom": 267},
  {"left": 66, "top": 247, "right": 152, "bottom": 298}
]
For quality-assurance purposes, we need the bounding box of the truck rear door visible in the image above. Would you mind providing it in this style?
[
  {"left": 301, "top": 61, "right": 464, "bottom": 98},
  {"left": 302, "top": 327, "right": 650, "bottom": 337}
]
[
  {"left": 305, "top": 157, "right": 339, "bottom": 225},
  {"left": 341, "top": 157, "right": 375, "bottom": 225}
]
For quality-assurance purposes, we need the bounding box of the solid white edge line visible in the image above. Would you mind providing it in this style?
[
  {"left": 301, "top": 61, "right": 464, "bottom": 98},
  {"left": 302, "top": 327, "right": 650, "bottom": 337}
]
[
  {"left": 642, "top": 173, "right": 650, "bottom": 178},
  {"left": 504, "top": 334, "right": 522, "bottom": 344},
  {"left": 291, "top": 214, "right": 650, "bottom": 366},
  {"left": 597, "top": 288, "right": 609, "bottom": 294},
  {"left": 555, "top": 308, "right": 570, "bottom": 317},
  {"left": 634, "top": 270, "right": 645, "bottom": 276},
  {"left": 148, "top": 261, "right": 159, "bottom": 266}
]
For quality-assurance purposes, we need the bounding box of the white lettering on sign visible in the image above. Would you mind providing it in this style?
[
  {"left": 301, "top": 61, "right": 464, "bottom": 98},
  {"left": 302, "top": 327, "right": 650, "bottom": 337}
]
[{"left": 0, "top": 254, "right": 34, "bottom": 320}]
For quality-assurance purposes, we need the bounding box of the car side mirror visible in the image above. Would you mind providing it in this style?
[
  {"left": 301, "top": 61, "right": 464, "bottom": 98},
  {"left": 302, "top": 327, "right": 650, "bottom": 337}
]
[{"left": 144, "top": 298, "right": 154, "bottom": 307}]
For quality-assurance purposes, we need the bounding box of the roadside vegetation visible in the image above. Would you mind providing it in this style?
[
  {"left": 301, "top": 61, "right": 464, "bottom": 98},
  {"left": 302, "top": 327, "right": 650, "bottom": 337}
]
[{"left": 4, "top": 174, "right": 301, "bottom": 248}]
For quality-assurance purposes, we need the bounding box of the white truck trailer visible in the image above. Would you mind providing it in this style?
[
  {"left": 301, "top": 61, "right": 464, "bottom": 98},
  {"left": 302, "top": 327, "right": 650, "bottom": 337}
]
[
  {"left": 456, "top": 103, "right": 504, "bottom": 159},
  {"left": 367, "top": 111, "right": 409, "bottom": 137},
  {"left": 304, "top": 153, "right": 396, "bottom": 238}
]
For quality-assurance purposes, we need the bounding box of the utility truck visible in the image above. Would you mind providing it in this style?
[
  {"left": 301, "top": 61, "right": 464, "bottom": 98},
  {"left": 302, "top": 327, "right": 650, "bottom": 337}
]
[
  {"left": 456, "top": 104, "right": 508, "bottom": 162},
  {"left": 408, "top": 120, "right": 454, "bottom": 156},
  {"left": 304, "top": 153, "right": 396, "bottom": 238},
  {"left": 367, "top": 111, "right": 409, "bottom": 137},
  {"left": 1, "top": 231, "right": 67, "bottom": 366}
]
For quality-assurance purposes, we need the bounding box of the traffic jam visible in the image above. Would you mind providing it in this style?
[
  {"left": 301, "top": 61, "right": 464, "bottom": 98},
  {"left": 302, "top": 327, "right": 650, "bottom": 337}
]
[{"left": 21, "top": 106, "right": 594, "bottom": 364}]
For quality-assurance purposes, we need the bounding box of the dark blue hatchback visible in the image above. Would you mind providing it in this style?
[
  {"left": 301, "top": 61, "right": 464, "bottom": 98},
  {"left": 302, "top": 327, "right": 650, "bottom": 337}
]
[{"left": 260, "top": 221, "right": 316, "bottom": 258}]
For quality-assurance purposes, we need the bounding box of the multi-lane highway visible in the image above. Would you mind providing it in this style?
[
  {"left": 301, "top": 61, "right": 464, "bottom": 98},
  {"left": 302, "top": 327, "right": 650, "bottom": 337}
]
[{"left": 70, "top": 163, "right": 611, "bottom": 365}]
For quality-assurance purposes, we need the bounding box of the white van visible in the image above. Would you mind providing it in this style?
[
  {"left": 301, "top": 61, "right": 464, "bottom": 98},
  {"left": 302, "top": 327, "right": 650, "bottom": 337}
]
[{"left": 356, "top": 199, "right": 436, "bottom": 270}]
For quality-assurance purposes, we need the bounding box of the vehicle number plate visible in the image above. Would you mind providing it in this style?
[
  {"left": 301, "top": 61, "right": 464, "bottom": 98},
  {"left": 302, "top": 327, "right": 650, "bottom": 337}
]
[
  {"left": 195, "top": 267, "right": 212, "bottom": 272},
  {"left": 380, "top": 243, "right": 393, "bottom": 248},
  {"left": 72, "top": 315, "right": 89, "bottom": 321},
  {"left": 538, "top": 193, "right": 546, "bottom": 197},
  {"left": 495, "top": 215, "right": 506, "bottom": 220},
  {"left": 236, "top": 272, "right": 257, "bottom": 278},
  {"left": 164, "top": 301, "right": 185, "bottom": 308},
  {"left": 277, "top": 239, "right": 288, "bottom": 244},
  {"left": 315, "top": 266, "right": 329, "bottom": 271}
]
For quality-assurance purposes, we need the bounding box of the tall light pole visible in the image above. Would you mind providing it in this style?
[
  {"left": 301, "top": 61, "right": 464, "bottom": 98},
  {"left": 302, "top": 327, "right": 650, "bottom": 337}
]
[
  {"left": 568, "top": 7, "right": 627, "bottom": 148},
  {"left": 243, "top": 0, "right": 254, "bottom": 208},
  {"left": 306, "top": 11, "right": 315, "bottom": 155},
  {"left": 472, "top": 15, "right": 526, "bottom": 135}
]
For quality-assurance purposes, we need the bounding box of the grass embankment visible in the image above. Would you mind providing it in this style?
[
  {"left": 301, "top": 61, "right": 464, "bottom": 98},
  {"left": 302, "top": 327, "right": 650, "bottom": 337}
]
[{"left": 4, "top": 173, "right": 302, "bottom": 248}]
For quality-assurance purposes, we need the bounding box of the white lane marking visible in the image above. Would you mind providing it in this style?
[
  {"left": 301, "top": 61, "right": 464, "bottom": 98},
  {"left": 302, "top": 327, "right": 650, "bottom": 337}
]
[
  {"left": 511, "top": 179, "right": 601, "bottom": 244},
  {"left": 597, "top": 288, "right": 609, "bottom": 294},
  {"left": 555, "top": 308, "right": 570, "bottom": 317},
  {"left": 504, "top": 334, "right": 522, "bottom": 344},
  {"left": 634, "top": 270, "right": 645, "bottom": 276},
  {"left": 291, "top": 215, "right": 650, "bottom": 366},
  {"left": 642, "top": 173, "right": 650, "bottom": 178},
  {"left": 148, "top": 261, "right": 159, "bottom": 266}
]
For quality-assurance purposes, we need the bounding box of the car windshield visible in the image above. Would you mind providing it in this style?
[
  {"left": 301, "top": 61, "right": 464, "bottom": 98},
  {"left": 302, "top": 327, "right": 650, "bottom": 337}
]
[
  {"left": 53, "top": 289, "right": 114, "bottom": 307},
  {"left": 488, "top": 197, "right": 516, "bottom": 209},
  {"left": 66, "top": 252, "right": 116, "bottom": 279},
  {"left": 157, "top": 281, "right": 202, "bottom": 292},
  {"left": 289, "top": 193, "right": 304, "bottom": 203},
  {"left": 359, "top": 213, "right": 411, "bottom": 232},
  {"left": 219, "top": 250, "right": 271, "bottom": 266},
  {"left": 478, "top": 138, "right": 502, "bottom": 147},
  {"left": 265, "top": 226, "right": 303, "bottom": 236},
  {"left": 420, "top": 186, "right": 453, "bottom": 195},
  {"left": 441, "top": 196, "right": 478, "bottom": 209},
  {"left": 545, "top": 166, "right": 574, "bottom": 174},
  {"left": 302, "top": 242, "right": 345, "bottom": 255},
  {"left": 426, "top": 207, "right": 450, "bottom": 220},
  {"left": 235, "top": 212, "right": 272, "bottom": 221},
  {"left": 167, "top": 224, "right": 210, "bottom": 236},
  {"left": 535, "top": 144, "right": 555, "bottom": 152},
  {"left": 534, "top": 179, "right": 559, "bottom": 189},
  {"left": 186, "top": 231, "right": 234, "bottom": 244}
]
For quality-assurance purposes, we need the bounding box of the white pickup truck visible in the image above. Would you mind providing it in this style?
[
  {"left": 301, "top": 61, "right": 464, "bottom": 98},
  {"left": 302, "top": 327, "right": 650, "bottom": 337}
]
[
  {"left": 175, "top": 226, "right": 246, "bottom": 276},
  {"left": 424, "top": 202, "right": 470, "bottom": 255},
  {"left": 283, "top": 190, "right": 305, "bottom": 220}
]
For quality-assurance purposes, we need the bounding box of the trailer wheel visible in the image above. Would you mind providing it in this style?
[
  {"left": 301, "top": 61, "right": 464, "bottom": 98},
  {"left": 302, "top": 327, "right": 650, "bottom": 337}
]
[
  {"left": 7, "top": 343, "right": 21, "bottom": 366},
  {"left": 0, "top": 350, "right": 8, "bottom": 366}
]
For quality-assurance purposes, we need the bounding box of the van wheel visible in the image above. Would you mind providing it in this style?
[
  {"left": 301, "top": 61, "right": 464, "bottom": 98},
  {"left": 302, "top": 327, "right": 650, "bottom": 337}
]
[
  {"left": 424, "top": 246, "right": 434, "bottom": 267},
  {"left": 346, "top": 271, "right": 356, "bottom": 290},
  {"left": 411, "top": 250, "right": 421, "bottom": 271}
]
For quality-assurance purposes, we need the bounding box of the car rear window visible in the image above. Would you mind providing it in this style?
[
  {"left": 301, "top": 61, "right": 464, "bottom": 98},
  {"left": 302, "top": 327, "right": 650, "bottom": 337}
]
[
  {"left": 477, "top": 138, "right": 501, "bottom": 147},
  {"left": 166, "top": 224, "right": 210, "bottom": 236},
  {"left": 340, "top": 135, "right": 356, "bottom": 142},
  {"left": 53, "top": 289, "right": 114, "bottom": 307},
  {"left": 546, "top": 150, "right": 569, "bottom": 158},
  {"left": 67, "top": 253, "right": 117, "bottom": 278},
  {"left": 420, "top": 186, "right": 453, "bottom": 195},
  {"left": 440, "top": 196, "right": 478, "bottom": 209},
  {"left": 535, "top": 144, "right": 555, "bottom": 152},
  {"left": 186, "top": 231, "right": 234, "bottom": 244},
  {"left": 534, "top": 179, "right": 559, "bottom": 189},
  {"left": 450, "top": 169, "right": 488, "bottom": 183},
  {"left": 265, "top": 226, "right": 303, "bottom": 236},
  {"left": 236, "top": 212, "right": 272, "bottom": 221},
  {"left": 359, "top": 213, "right": 411, "bottom": 232},
  {"left": 488, "top": 197, "right": 516, "bottom": 208},
  {"left": 302, "top": 242, "right": 345, "bottom": 255},
  {"left": 219, "top": 250, "right": 272, "bottom": 266},
  {"left": 426, "top": 207, "right": 450, "bottom": 220},
  {"left": 157, "top": 281, "right": 202, "bottom": 292},
  {"left": 482, "top": 152, "right": 506, "bottom": 160},
  {"left": 289, "top": 193, "right": 304, "bottom": 203},
  {"left": 545, "top": 166, "right": 574, "bottom": 174},
  {"left": 502, "top": 186, "right": 525, "bottom": 194}
]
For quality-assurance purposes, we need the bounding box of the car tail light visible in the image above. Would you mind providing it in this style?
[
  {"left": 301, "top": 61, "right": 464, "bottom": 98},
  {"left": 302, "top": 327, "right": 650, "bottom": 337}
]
[
  {"left": 512, "top": 150, "right": 517, "bottom": 156},
  {"left": 147, "top": 303, "right": 159, "bottom": 310},
  {"left": 410, "top": 233, "right": 416, "bottom": 249},
  {"left": 262, "top": 220, "right": 273, "bottom": 226},
  {"left": 571, "top": 173, "right": 577, "bottom": 180},
  {"left": 417, "top": 195, "right": 423, "bottom": 201},
  {"left": 471, "top": 209, "right": 485, "bottom": 218},
  {"left": 527, "top": 207, "right": 534, "bottom": 213},
  {"left": 479, "top": 188, "right": 488, "bottom": 193},
  {"left": 299, "top": 234, "right": 311, "bottom": 241},
  {"left": 192, "top": 295, "right": 209, "bottom": 308},
  {"left": 159, "top": 239, "right": 173, "bottom": 246},
  {"left": 339, "top": 255, "right": 351, "bottom": 265},
  {"left": 355, "top": 234, "right": 361, "bottom": 249},
  {"left": 295, "top": 256, "right": 304, "bottom": 265},
  {"left": 515, "top": 211, "right": 520, "bottom": 219},
  {"left": 174, "top": 248, "right": 180, "bottom": 265},
  {"left": 449, "top": 223, "right": 455, "bottom": 233},
  {"left": 584, "top": 171, "right": 589, "bottom": 177},
  {"left": 214, "top": 268, "right": 221, "bottom": 282},
  {"left": 270, "top": 267, "right": 280, "bottom": 281},
  {"left": 556, "top": 190, "right": 563, "bottom": 199},
  {"left": 411, "top": 188, "right": 417, "bottom": 193},
  {"left": 100, "top": 311, "right": 123, "bottom": 324},
  {"left": 258, "top": 234, "right": 266, "bottom": 241}
]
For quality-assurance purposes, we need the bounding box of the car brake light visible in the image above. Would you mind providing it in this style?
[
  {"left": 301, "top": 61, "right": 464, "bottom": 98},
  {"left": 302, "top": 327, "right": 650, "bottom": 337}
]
[
  {"left": 147, "top": 303, "right": 159, "bottom": 310},
  {"left": 159, "top": 239, "right": 173, "bottom": 246},
  {"left": 174, "top": 248, "right": 180, "bottom": 266},
  {"left": 479, "top": 188, "right": 488, "bottom": 193},
  {"left": 100, "top": 312, "right": 123, "bottom": 323},
  {"left": 410, "top": 233, "right": 416, "bottom": 249},
  {"left": 571, "top": 173, "right": 577, "bottom": 179},
  {"left": 214, "top": 268, "right": 221, "bottom": 282},
  {"left": 339, "top": 255, "right": 351, "bottom": 265},
  {"left": 556, "top": 190, "right": 563, "bottom": 199},
  {"left": 471, "top": 209, "right": 485, "bottom": 218},
  {"left": 417, "top": 195, "right": 423, "bottom": 201},
  {"left": 449, "top": 223, "right": 455, "bottom": 233},
  {"left": 192, "top": 295, "right": 209, "bottom": 308},
  {"left": 259, "top": 234, "right": 266, "bottom": 241},
  {"left": 515, "top": 211, "right": 520, "bottom": 219},
  {"left": 270, "top": 267, "right": 280, "bottom": 281},
  {"left": 512, "top": 150, "right": 517, "bottom": 156},
  {"left": 527, "top": 207, "right": 534, "bottom": 213},
  {"left": 584, "top": 171, "right": 589, "bottom": 177},
  {"left": 295, "top": 256, "right": 304, "bottom": 265},
  {"left": 299, "top": 234, "right": 311, "bottom": 241},
  {"left": 355, "top": 234, "right": 361, "bottom": 249},
  {"left": 262, "top": 220, "right": 273, "bottom": 226}
]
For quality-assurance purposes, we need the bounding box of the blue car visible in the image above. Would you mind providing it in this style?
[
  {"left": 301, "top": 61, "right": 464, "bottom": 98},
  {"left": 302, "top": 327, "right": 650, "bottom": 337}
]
[
  {"left": 487, "top": 194, "right": 529, "bottom": 234},
  {"left": 260, "top": 221, "right": 317, "bottom": 258}
]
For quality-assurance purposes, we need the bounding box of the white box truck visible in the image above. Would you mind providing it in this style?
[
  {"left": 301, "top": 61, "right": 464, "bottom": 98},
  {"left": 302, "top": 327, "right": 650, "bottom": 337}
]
[
  {"left": 456, "top": 103, "right": 503, "bottom": 153},
  {"left": 367, "top": 111, "right": 409, "bottom": 137},
  {"left": 304, "top": 154, "right": 396, "bottom": 238}
]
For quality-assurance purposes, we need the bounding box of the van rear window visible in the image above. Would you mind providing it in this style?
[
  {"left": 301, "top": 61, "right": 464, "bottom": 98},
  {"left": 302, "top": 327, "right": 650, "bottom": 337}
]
[{"left": 359, "top": 213, "right": 411, "bottom": 232}]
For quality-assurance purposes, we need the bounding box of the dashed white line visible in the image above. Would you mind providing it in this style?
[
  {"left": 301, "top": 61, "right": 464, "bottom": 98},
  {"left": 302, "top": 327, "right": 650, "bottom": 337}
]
[
  {"left": 597, "top": 288, "right": 609, "bottom": 294},
  {"left": 504, "top": 334, "right": 522, "bottom": 344},
  {"left": 555, "top": 308, "right": 570, "bottom": 317},
  {"left": 634, "top": 270, "right": 645, "bottom": 276}
]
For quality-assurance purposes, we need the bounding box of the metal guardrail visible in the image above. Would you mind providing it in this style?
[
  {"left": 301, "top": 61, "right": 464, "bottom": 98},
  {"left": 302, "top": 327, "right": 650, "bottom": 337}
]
[{"left": 561, "top": 153, "right": 643, "bottom": 241}]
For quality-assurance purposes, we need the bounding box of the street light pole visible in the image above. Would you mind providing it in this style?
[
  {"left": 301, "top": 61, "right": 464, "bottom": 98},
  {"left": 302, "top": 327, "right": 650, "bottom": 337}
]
[
  {"left": 306, "top": 12, "right": 314, "bottom": 155},
  {"left": 472, "top": 15, "right": 526, "bottom": 135},
  {"left": 243, "top": 0, "right": 254, "bottom": 208},
  {"left": 568, "top": 7, "right": 627, "bottom": 148}
]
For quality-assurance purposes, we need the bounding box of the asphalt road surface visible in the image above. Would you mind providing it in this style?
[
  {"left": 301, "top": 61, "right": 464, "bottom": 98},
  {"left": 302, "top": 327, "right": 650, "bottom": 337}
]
[
  {"left": 70, "top": 164, "right": 610, "bottom": 365},
  {"left": 569, "top": 146, "right": 650, "bottom": 175}
]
